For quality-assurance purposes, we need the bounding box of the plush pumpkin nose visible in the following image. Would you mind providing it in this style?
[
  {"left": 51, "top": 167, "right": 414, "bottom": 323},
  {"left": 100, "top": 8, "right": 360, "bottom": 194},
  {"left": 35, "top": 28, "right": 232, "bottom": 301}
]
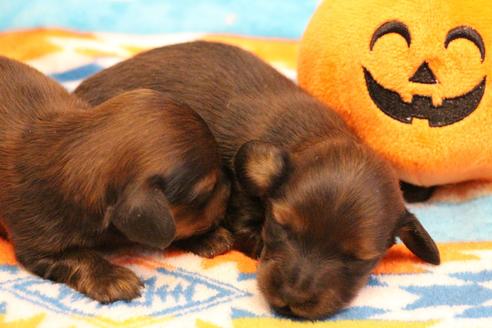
[{"left": 410, "top": 62, "right": 437, "bottom": 84}]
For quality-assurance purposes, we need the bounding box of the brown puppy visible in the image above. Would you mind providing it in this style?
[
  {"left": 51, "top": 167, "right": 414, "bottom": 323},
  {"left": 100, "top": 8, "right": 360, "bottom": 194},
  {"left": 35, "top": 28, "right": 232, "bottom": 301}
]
[
  {"left": 75, "top": 41, "right": 440, "bottom": 318},
  {"left": 0, "top": 56, "right": 231, "bottom": 303}
]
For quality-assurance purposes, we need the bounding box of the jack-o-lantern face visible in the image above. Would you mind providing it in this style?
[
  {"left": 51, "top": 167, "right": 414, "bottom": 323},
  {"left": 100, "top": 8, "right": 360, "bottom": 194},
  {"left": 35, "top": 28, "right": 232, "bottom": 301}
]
[
  {"left": 299, "top": 0, "right": 492, "bottom": 185},
  {"left": 365, "top": 22, "right": 486, "bottom": 127}
]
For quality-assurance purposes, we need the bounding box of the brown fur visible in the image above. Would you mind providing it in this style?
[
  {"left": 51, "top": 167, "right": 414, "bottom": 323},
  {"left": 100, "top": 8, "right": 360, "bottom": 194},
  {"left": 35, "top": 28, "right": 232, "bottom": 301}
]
[
  {"left": 75, "top": 41, "right": 440, "bottom": 318},
  {"left": 0, "top": 56, "right": 231, "bottom": 303}
]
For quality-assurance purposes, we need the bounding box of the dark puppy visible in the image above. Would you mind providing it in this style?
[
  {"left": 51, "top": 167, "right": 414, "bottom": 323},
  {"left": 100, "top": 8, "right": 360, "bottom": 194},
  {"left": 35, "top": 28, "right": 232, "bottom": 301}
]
[
  {"left": 0, "top": 57, "right": 231, "bottom": 303},
  {"left": 75, "top": 41, "right": 440, "bottom": 318}
]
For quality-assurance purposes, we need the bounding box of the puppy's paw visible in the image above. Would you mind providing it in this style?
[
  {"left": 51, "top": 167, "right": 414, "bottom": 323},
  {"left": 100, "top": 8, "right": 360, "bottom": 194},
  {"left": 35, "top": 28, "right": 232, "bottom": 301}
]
[
  {"left": 178, "top": 227, "right": 233, "bottom": 258},
  {"left": 234, "top": 230, "right": 264, "bottom": 259},
  {"left": 84, "top": 265, "right": 143, "bottom": 303},
  {"left": 246, "top": 234, "right": 264, "bottom": 259},
  {"left": 17, "top": 247, "right": 143, "bottom": 304}
]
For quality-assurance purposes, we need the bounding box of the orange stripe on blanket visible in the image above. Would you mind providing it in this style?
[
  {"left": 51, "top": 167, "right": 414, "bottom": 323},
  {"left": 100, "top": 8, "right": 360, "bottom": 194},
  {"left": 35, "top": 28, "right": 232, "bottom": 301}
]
[
  {"left": 0, "top": 28, "right": 298, "bottom": 69},
  {"left": 0, "top": 239, "right": 16, "bottom": 265},
  {"left": 374, "top": 244, "right": 427, "bottom": 274},
  {"left": 0, "top": 28, "right": 95, "bottom": 60},
  {"left": 111, "top": 255, "right": 175, "bottom": 271},
  {"left": 72, "top": 43, "right": 149, "bottom": 58},
  {"left": 375, "top": 242, "right": 492, "bottom": 274},
  {"left": 109, "top": 248, "right": 187, "bottom": 270},
  {"left": 201, "top": 251, "right": 258, "bottom": 274}
]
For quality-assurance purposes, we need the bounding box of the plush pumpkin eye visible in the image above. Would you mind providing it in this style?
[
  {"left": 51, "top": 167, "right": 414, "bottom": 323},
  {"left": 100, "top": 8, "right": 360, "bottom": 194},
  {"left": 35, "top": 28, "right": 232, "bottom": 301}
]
[
  {"left": 370, "top": 21, "right": 411, "bottom": 50},
  {"left": 445, "top": 26, "right": 485, "bottom": 62}
]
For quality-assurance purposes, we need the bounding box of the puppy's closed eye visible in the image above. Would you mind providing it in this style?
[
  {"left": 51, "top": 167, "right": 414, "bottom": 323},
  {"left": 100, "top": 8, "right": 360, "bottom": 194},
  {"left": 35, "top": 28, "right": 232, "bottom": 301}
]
[
  {"left": 188, "top": 189, "right": 214, "bottom": 210},
  {"left": 270, "top": 202, "right": 304, "bottom": 233},
  {"left": 340, "top": 238, "right": 381, "bottom": 261},
  {"left": 338, "top": 219, "right": 383, "bottom": 261},
  {"left": 262, "top": 218, "right": 290, "bottom": 250}
]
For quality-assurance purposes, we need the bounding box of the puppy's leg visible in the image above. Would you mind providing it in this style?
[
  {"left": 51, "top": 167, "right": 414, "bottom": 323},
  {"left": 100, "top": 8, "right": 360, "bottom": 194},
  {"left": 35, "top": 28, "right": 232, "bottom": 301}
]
[
  {"left": 175, "top": 226, "right": 233, "bottom": 258},
  {"left": 224, "top": 185, "right": 265, "bottom": 258},
  {"left": 16, "top": 248, "right": 143, "bottom": 303}
]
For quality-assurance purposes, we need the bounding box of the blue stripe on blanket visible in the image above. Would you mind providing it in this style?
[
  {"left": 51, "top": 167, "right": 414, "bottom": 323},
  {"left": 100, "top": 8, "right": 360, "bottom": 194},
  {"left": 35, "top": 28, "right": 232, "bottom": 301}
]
[
  {"left": 0, "top": 266, "right": 250, "bottom": 317},
  {"left": 50, "top": 63, "right": 103, "bottom": 82},
  {"left": 408, "top": 195, "right": 492, "bottom": 242},
  {"left": 0, "top": 0, "right": 318, "bottom": 39}
]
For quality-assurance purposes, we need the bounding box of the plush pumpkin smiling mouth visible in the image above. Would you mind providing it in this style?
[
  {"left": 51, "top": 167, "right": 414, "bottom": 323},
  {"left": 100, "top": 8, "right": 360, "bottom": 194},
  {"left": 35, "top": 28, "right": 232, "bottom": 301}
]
[{"left": 363, "top": 21, "right": 487, "bottom": 127}]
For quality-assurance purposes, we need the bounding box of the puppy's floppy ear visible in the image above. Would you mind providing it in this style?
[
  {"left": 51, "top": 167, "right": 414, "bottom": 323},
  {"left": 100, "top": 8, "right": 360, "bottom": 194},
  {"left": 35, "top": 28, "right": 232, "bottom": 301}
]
[
  {"left": 396, "top": 210, "right": 440, "bottom": 265},
  {"left": 110, "top": 181, "right": 176, "bottom": 249},
  {"left": 234, "top": 141, "right": 290, "bottom": 197}
]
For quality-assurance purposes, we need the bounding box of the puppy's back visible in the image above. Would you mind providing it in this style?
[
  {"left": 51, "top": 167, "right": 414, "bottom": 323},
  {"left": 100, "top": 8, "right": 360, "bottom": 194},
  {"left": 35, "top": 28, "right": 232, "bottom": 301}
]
[
  {"left": 0, "top": 57, "right": 87, "bottom": 132},
  {"left": 74, "top": 41, "right": 352, "bottom": 162},
  {"left": 75, "top": 41, "right": 294, "bottom": 108}
]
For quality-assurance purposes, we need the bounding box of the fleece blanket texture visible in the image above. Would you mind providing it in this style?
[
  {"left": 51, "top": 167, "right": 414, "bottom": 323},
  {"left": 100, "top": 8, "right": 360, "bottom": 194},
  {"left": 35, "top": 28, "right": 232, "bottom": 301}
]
[{"left": 0, "top": 2, "right": 491, "bottom": 327}]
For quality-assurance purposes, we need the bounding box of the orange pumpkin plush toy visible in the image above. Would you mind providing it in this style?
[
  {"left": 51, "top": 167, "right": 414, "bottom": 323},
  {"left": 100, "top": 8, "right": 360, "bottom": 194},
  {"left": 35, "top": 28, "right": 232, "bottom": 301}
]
[{"left": 298, "top": 0, "right": 492, "bottom": 194}]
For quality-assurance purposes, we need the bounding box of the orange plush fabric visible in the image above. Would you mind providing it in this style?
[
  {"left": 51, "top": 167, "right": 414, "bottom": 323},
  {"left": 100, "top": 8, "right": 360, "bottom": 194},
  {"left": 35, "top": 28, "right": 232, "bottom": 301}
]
[{"left": 298, "top": 0, "right": 492, "bottom": 186}]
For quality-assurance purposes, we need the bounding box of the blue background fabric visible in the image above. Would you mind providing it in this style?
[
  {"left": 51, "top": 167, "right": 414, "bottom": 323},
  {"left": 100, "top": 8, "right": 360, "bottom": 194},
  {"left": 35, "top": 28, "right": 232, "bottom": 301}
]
[{"left": 0, "top": 0, "right": 319, "bottom": 38}]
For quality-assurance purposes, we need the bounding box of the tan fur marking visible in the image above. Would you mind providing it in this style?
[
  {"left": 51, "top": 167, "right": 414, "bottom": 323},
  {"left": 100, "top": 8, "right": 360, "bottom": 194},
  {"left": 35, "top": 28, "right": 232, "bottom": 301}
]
[
  {"left": 192, "top": 171, "right": 218, "bottom": 197},
  {"left": 341, "top": 235, "right": 380, "bottom": 261},
  {"left": 271, "top": 202, "right": 304, "bottom": 232},
  {"left": 247, "top": 150, "right": 283, "bottom": 192}
]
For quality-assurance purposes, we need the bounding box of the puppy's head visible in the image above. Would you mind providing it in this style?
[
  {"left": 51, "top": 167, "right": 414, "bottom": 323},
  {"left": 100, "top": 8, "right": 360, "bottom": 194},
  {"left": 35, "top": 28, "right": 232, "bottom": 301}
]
[
  {"left": 105, "top": 94, "right": 231, "bottom": 248},
  {"left": 110, "top": 168, "right": 230, "bottom": 249},
  {"left": 234, "top": 140, "right": 439, "bottom": 319}
]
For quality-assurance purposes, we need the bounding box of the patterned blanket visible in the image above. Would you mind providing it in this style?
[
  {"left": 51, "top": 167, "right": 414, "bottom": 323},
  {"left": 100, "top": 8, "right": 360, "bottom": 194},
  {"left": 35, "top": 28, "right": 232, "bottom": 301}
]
[{"left": 0, "top": 3, "right": 491, "bottom": 327}]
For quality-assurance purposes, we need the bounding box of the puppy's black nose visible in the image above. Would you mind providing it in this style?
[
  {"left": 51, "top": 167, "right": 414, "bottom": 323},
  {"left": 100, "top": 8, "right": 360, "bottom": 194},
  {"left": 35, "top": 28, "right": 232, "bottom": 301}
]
[
  {"left": 273, "top": 305, "right": 296, "bottom": 318},
  {"left": 281, "top": 285, "right": 315, "bottom": 306},
  {"left": 285, "top": 265, "right": 315, "bottom": 291}
]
